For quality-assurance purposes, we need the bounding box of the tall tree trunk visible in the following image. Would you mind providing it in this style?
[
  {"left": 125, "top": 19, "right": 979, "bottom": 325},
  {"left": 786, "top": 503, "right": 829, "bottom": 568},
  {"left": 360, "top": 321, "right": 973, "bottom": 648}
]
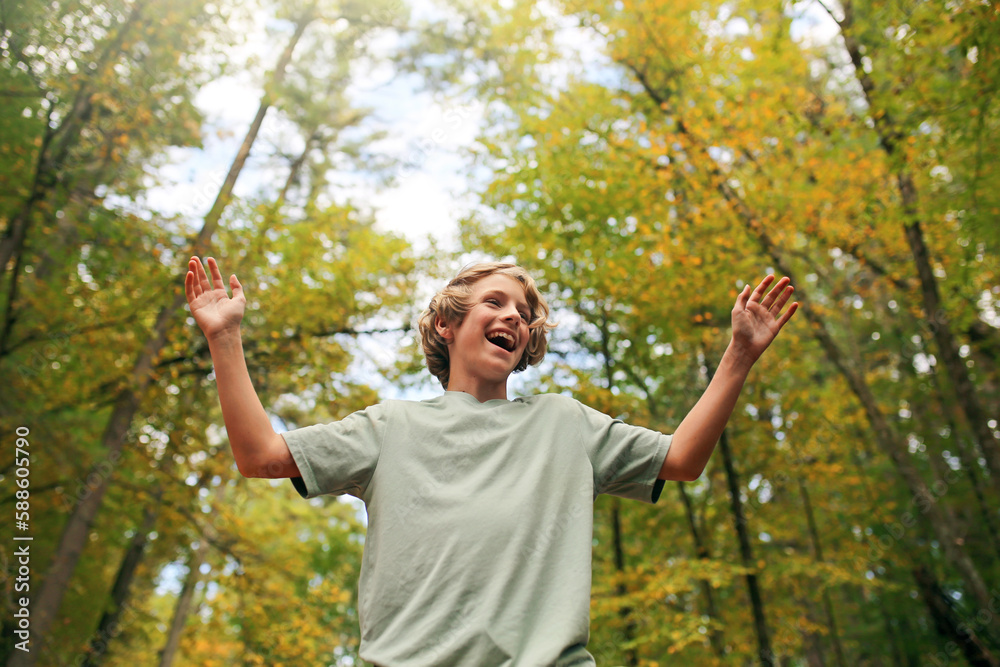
[
  {"left": 158, "top": 483, "right": 227, "bottom": 667},
  {"left": 0, "top": 1, "right": 147, "bottom": 358},
  {"left": 675, "top": 87, "right": 998, "bottom": 630},
  {"left": 703, "top": 346, "right": 775, "bottom": 664},
  {"left": 78, "top": 424, "right": 196, "bottom": 666},
  {"left": 610, "top": 499, "right": 638, "bottom": 667},
  {"left": 925, "top": 370, "right": 1000, "bottom": 561},
  {"left": 622, "top": 55, "right": 999, "bottom": 631},
  {"left": 0, "top": 1, "right": 147, "bottom": 276},
  {"left": 621, "top": 358, "right": 727, "bottom": 659},
  {"left": 880, "top": 598, "right": 909, "bottom": 667},
  {"left": 717, "top": 427, "right": 775, "bottom": 666},
  {"left": 79, "top": 489, "right": 161, "bottom": 667},
  {"left": 797, "top": 478, "right": 845, "bottom": 667},
  {"left": 889, "top": 311, "right": 1000, "bottom": 560},
  {"left": 798, "top": 595, "right": 827, "bottom": 667},
  {"left": 5, "top": 10, "right": 317, "bottom": 665},
  {"left": 677, "top": 480, "right": 727, "bottom": 658},
  {"left": 912, "top": 565, "right": 1000, "bottom": 667},
  {"left": 157, "top": 536, "right": 211, "bottom": 667},
  {"left": 741, "top": 219, "right": 999, "bottom": 634},
  {"left": 833, "top": 0, "right": 1000, "bottom": 491},
  {"left": 596, "top": 312, "right": 638, "bottom": 665}
]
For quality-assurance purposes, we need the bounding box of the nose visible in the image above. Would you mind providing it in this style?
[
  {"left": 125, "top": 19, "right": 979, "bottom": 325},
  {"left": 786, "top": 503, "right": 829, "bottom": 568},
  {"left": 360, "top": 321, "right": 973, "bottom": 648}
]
[{"left": 500, "top": 303, "right": 520, "bottom": 322}]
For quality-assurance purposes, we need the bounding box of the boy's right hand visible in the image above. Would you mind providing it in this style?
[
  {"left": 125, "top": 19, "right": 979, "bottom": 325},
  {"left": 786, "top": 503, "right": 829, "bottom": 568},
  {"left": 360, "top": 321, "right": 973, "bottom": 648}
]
[{"left": 185, "top": 256, "right": 246, "bottom": 340}]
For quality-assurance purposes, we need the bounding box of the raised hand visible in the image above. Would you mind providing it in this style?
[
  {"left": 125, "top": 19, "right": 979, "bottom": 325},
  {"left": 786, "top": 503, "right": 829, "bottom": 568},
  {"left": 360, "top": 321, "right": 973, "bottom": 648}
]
[
  {"left": 731, "top": 275, "right": 798, "bottom": 363},
  {"left": 185, "top": 256, "right": 246, "bottom": 340}
]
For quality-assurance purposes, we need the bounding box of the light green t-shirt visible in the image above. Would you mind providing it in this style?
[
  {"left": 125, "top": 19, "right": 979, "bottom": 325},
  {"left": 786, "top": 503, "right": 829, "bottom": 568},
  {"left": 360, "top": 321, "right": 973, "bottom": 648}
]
[{"left": 281, "top": 391, "right": 671, "bottom": 666}]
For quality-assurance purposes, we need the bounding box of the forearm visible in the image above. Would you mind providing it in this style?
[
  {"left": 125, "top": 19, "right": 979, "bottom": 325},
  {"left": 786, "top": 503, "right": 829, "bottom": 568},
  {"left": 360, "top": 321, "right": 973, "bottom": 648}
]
[
  {"left": 206, "top": 329, "right": 280, "bottom": 476},
  {"left": 668, "top": 340, "right": 756, "bottom": 479}
]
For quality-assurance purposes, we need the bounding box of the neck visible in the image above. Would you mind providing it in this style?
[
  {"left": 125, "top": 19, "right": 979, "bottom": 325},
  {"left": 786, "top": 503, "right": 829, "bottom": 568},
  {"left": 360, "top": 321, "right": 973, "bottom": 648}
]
[{"left": 445, "top": 375, "right": 508, "bottom": 402}]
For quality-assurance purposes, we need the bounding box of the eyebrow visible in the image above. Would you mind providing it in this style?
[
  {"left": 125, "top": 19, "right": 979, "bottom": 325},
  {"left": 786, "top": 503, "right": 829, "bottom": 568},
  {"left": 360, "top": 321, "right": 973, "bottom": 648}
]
[{"left": 482, "top": 290, "right": 529, "bottom": 312}]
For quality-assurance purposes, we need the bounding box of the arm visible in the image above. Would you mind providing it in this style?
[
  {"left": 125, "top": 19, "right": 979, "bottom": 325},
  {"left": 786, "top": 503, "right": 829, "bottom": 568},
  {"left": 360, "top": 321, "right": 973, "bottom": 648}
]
[
  {"left": 185, "top": 256, "right": 299, "bottom": 479},
  {"left": 658, "top": 275, "right": 798, "bottom": 481}
]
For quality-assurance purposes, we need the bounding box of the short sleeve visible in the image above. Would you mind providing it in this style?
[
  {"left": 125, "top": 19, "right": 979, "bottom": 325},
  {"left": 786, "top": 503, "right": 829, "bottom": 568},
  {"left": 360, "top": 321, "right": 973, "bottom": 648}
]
[
  {"left": 280, "top": 402, "right": 387, "bottom": 500},
  {"left": 571, "top": 399, "right": 671, "bottom": 504}
]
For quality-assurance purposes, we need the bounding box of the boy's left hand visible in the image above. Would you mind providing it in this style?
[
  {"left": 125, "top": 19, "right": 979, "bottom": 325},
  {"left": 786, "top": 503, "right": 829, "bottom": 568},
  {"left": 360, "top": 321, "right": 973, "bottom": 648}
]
[{"left": 731, "top": 275, "right": 798, "bottom": 363}]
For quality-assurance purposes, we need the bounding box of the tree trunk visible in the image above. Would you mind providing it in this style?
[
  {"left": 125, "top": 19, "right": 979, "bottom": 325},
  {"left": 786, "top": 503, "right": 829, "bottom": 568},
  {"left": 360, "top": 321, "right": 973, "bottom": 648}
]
[
  {"left": 158, "top": 482, "right": 226, "bottom": 667},
  {"left": 880, "top": 598, "right": 909, "bottom": 667},
  {"left": 704, "top": 346, "right": 775, "bottom": 663},
  {"left": 717, "top": 427, "right": 775, "bottom": 667},
  {"left": 799, "top": 596, "right": 827, "bottom": 667},
  {"left": 596, "top": 314, "right": 638, "bottom": 665},
  {"left": 677, "top": 480, "right": 727, "bottom": 658},
  {"left": 79, "top": 493, "right": 160, "bottom": 667},
  {"left": 5, "top": 10, "right": 317, "bottom": 665},
  {"left": 611, "top": 499, "right": 638, "bottom": 667},
  {"left": 623, "top": 55, "right": 999, "bottom": 631},
  {"left": 912, "top": 565, "right": 1000, "bottom": 667},
  {"left": 835, "top": 0, "right": 1000, "bottom": 494},
  {"left": 741, "top": 218, "right": 999, "bottom": 633},
  {"left": 925, "top": 370, "right": 1000, "bottom": 561},
  {"left": 157, "top": 537, "right": 211, "bottom": 667},
  {"left": 0, "top": 1, "right": 147, "bottom": 276},
  {"left": 797, "top": 478, "right": 845, "bottom": 667}
]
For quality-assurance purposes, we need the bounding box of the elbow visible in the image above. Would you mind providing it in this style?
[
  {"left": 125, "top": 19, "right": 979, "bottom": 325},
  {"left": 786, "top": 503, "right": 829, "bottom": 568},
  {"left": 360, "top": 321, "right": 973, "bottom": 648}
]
[
  {"left": 659, "top": 452, "right": 705, "bottom": 482},
  {"left": 658, "top": 463, "right": 704, "bottom": 482},
  {"left": 676, "top": 462, "right": 706, "bottom": 482},
  {"left": 235, "top": 454, "right": 271, "bottom": 479},
  {"left": 678, "top": 468, "right": 702, "bottom": 482},
  {"left": 233, "top": 433, "right": 290, "bottom": 479},
  {"left": 238, "top": 458, "right": 282, "bottom": 479},
  {"left": 235, "top": 459, "right": 258, "bottom": 479}
]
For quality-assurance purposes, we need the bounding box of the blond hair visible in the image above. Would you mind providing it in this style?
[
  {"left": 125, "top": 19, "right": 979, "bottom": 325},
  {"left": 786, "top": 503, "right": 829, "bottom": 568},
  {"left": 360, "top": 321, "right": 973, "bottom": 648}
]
[{"left": 417, "top": 262, "right": 555, "bottom": 389}]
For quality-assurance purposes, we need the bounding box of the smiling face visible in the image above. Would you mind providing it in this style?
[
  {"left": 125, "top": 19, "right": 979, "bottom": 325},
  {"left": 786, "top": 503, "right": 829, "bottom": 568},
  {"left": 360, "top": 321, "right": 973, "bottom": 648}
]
[{"left": 435, "top": 274, "right": 532, "bottom": 399}]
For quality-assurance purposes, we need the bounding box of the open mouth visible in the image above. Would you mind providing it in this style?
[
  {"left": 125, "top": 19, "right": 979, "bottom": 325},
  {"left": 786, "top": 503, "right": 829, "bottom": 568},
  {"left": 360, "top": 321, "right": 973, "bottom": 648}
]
[{"left": 486, "top": 331, "right": 516, "bottom": 352}]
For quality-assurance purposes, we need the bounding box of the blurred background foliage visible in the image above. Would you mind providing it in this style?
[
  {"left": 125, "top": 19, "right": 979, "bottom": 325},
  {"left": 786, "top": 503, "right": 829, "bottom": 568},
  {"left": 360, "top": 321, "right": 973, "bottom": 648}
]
[{"left": 0, "top": 0, "right": 998, "bottom": 664}]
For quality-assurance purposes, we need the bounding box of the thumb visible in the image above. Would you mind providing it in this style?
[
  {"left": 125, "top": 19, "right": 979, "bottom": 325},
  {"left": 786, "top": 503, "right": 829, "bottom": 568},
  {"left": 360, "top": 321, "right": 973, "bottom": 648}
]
[{"left": 230, "top": 274, "right": 244, "bottom": 299}]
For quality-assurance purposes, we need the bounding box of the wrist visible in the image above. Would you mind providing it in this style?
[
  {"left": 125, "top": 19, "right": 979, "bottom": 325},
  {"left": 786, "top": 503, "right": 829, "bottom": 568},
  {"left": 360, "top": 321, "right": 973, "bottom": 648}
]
[
  {"left": 722, "top": 338, "right": 758, "bottom": 375},
  {"left": 206, "top": 327, "right": 243, "bottom": 351}
]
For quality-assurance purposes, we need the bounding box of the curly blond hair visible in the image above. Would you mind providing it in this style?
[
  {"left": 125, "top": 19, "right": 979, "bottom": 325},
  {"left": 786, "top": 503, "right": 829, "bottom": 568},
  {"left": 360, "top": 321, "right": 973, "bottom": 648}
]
[{"left": 417, "top": 262, "right": 555, "bottom": 389}]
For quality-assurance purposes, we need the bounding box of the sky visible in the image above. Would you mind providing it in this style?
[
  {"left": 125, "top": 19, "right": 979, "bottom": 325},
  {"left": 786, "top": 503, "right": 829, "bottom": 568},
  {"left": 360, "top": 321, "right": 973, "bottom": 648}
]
[
  {"left": 143, "top": 2, "right": 489, "bottom": 253},
  {"left": 144, "top": 0, "right": 840, "bottom": 250}
]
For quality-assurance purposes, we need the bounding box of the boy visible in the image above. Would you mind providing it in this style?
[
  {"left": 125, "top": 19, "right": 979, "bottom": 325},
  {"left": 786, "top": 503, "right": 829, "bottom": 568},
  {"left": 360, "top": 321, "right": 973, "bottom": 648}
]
[{"left": 184, "top": 256, "right": 797, "bottom": 665}]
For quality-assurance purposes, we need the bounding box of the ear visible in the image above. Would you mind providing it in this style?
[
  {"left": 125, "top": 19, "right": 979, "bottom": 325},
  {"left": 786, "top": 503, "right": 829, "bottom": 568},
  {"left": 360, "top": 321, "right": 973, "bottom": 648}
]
[{"left": 435, "top": 315, "right": 453, "bottom": 342}]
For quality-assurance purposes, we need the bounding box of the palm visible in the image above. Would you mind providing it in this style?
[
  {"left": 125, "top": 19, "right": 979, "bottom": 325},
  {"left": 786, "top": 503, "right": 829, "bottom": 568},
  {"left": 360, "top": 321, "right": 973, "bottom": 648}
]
[
  {"left": 731, "top": 275, "right": 798, "bottom": 361},
  {"left": 185, "top": 256, "right": 246, "bottom": 339}
]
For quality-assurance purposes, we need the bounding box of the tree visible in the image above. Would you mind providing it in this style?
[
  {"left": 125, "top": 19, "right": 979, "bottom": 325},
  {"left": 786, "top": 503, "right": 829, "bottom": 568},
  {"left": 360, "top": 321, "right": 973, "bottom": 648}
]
[{"left": 431, "top": 0, "right": 999, "bottom": 660}]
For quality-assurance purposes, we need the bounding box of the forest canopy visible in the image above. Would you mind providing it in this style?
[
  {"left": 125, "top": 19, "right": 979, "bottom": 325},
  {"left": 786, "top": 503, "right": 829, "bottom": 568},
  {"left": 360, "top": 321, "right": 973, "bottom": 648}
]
[{"left": 1, "top": 0, "right": 998, "bottom": 665}]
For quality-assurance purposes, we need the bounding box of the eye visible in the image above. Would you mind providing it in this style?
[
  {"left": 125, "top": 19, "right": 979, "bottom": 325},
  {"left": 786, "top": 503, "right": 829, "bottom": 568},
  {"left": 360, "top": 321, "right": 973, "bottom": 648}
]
[
  {"left": 486, "top": 298, "right": 500, "bottom": 306},
  {"left": 519, "top": 312, "right": 529, "bottom": 322}
]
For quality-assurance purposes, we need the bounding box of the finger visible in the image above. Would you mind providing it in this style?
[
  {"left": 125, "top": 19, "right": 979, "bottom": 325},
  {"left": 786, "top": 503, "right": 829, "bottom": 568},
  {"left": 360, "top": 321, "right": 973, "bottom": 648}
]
[
  {"left": 775, "top": 301, "right": 799, "bottom": 330},
  {"left": 761, "top": 276, "right": 790, "bottom": 309},
  {"left": 193, "top": 256, "right": 211, "bottom": 292},
  {"left": 207, "top": 257, "right": 225, "bottom": 292},
  {"left": 749, "top": 275, "right": 774, "bottom": 303},
  {"left": 768, "top": 284, "right": 794, "bottom": 315},
  {"left": 188, "top": 258, "right": 205, "bottom": 296},
  {"left": 185, "top": 269, "right": 197, "bottom": 302}
]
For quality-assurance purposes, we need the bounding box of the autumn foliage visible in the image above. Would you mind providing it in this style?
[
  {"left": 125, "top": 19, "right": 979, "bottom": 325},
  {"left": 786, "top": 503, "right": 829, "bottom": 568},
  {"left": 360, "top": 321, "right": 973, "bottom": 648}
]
[{"left": 1, "top": 0, "right": 998, "bottom": 665}]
